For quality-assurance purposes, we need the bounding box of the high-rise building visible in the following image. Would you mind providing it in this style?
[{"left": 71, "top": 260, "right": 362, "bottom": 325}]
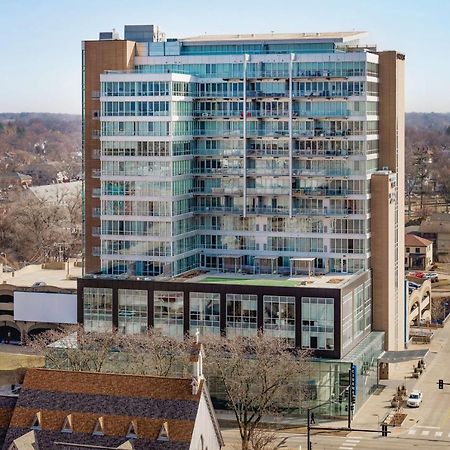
[{"left": 82, "top": 26, "right": 405, "bottom": 352}]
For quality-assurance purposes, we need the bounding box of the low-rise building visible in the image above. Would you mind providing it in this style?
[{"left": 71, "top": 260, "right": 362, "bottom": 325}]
[
  {"left": 415, "top": 213, "right": 450, "bottom": 263},
  {"left": 0, "top": 172, "right": 32, "bottom": 190},
  {"left": 1, "top": 347, "right": 223, "bottom": 449},
  {"left": 405, "top": 234, "right": 433, "bottom": 270},
  {"left": 0, "top": 262, "right": 80, "bottom": 342}
]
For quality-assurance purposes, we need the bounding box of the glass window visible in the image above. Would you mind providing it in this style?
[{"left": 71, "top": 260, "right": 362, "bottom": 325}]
[
  {"left": 118, "top": 289, "right": 148, "bottom": 334},
  {"left": 263, "top": 295, "right": 295, "bottom": 345},
  {"left": 189, "top": 292, "right": 220, "bottom": 335},
  {"left": 83, "top": 287, "right": 113, "bottom": 332},
  {"left": 226, "top": 293, "right": 257, "bottom": 337},
  {"left": 154, "top": 291, "right": 184, "bottom": 337},
  {"left": 302, "top": 297, "right": 334, "bottom": 350}
]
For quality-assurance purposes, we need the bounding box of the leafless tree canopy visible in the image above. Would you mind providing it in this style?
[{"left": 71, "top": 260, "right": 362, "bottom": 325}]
[
  {"left": 202, "top": 333, "right": 310, "bottom": 450},
  {"left": 28, "top": 328, "right": 310, "bottom": 450},
  {"left": 26, "top": 325, "right": 191, "bottom": 376},
  {"left": 0, "top": 186, "right": 81, "bottom": 265}
]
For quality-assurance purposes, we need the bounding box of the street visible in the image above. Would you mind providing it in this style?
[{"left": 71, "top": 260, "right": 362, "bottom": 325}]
[{"left": 222, "top": 317, "right": 450, "bottom": 449}]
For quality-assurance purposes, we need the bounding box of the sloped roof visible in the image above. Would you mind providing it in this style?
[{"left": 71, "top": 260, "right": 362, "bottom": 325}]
[
  {"left": 0, "top": 396, "right": 17, "bottom": 447},
  {"left": 2, "top": 369, "right": 206, "bottom": 450},
  {"left": 405, "top": 234, "right": 433, "bottom": 247}
]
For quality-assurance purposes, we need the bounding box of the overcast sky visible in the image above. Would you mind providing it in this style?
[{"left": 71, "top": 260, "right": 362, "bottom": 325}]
[{"left": 0, "top": 0, "right": 449, "bottom": 114}]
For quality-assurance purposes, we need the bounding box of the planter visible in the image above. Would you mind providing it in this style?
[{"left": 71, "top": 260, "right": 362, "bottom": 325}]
[{"left": 385, "top": 412, "right": 408, "bottom": 427}]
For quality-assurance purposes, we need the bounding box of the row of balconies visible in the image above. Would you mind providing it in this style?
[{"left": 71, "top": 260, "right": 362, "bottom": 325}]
[
  {"left": 194, "top": 148, "right": 359, "bottom": 158},
  {"left": 191, "top": 206, "right": 366, "bottom": 216},
  {"left": 193, "top": 129, "right": 373, "bottom": 138},
  {"left": 191, "top": 167, "right": 353, "bottom": 176},
  {"left": 193, "top": 110, "right": 354, "bottom": 118},
  {"left": 195, "top": 90, "right": 374, "bottom": 99},
  {"left": 197, "top": 187, "right": 366, "bottom": 198}
]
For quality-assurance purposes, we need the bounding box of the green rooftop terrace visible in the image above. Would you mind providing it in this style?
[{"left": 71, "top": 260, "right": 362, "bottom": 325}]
[
  {"left": 187, "top": 271, "right": 362, "bottom": 288},
  {"left": 197, "top": 276, "right": 302, "bottom": 287}
]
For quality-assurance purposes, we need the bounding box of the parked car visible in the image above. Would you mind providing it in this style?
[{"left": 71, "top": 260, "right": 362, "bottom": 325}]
[
  {"left": 425, "top": 272, "right": 439, "bottom": 282},
  {"left": 408, "top": 282, "right": 421, "bottom": 290},
  {"left": 414, "top": 272, "right": 425, "bottom": 278},
  {"left": 31, "top": 281, "right": 47, "bottom": 287},
  {"left": 407, "top": 391, "right": 423, "bottom": 408}
]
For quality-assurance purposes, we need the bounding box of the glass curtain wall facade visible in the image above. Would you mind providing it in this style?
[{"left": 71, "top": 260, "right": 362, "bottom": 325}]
[{"left": 99, "top": 36, "right": 379, "bottom": 277}]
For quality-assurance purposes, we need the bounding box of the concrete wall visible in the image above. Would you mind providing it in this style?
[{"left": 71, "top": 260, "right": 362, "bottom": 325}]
[
  {"left": 371, "top": 51, "right": 406, "bottom": 351},
  {"left": 14, "top": 292, "right": 77, "bottom": 324}
]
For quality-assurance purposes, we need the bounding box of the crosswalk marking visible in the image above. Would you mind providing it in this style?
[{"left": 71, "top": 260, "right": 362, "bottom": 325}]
[
  {"left": 448, "top": 431, "right": 450, "bottom": 438},
  {"left": 421, "top": 430, "right": 430, "bottom": 436},
  {"left": 343, "top": 443, "right": 357, "bottom": 447},
  {"left": 408, "top": 429, "right": 416, "bottom": 435},
  {"left": 435, "top": 431, "right": 443, "bottom": 437},
  {"left": 339, "top": 447, "right": 353, "bottom": 450}
]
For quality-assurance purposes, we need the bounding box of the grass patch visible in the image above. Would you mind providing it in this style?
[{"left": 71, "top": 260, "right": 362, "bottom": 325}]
[
  {"left": 0, "top": 352, "right": 44, "bottom": 371},
  {"left": 0, "top": 352, "right": 44, "bottom": 386},
  {"left": 199, "top": 276, "right": 301, "bottom": 287}
]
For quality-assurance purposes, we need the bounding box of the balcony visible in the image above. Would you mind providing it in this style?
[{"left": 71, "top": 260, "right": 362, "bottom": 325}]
[
  {"left": 247, "top": 70, "right": 289, "bottom": 79},
  {"left": 247, "top": 168, "right": 289, "bottom": 176},
  {"left": 193, "top": 167, "right": 243, "bottom": 176},
  {"left": 246, "top": 187, "right": 289, "bottom": 195},
  {"left": 247, "top": 148, "right": 289, "bottom": 157},
  {"left": 292, "top": 90, "right": 366, "bottom": 98},
  {"left": 293, "top": 149, "right": 351, "bottom": 157},
  {"left": 293, "top": 188, "right": 353, "bottom": 197},
  {"left": 193, "top": 206, "right": 243, "bottom": 214},
  {"left": 194, "top": 148, "right": 244, "bottom": 157},
  {"left": 292, "top": 168, "right": 352, "bottom": 177}
]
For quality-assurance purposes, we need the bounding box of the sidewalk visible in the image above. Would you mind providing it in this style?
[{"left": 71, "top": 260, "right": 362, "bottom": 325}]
[{"left": 345, "top": 321, "right": 449, "bottom": 432}]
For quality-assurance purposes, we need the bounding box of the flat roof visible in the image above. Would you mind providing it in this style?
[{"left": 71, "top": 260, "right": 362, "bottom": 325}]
[
  {"left": 188, "top": 271, "right": 363, "bottom": 289},
  {"left": 181, "top": 31, "right": 366, "bottom": 44},
  {"left": 0, "top": 262, "right": 81, "bottom": 290},
  {"left": 29, "top": 181, "right": 82, "bottom": 205},
  {"left": 379, "top": 349, "right": 429, "bottom": 364}
]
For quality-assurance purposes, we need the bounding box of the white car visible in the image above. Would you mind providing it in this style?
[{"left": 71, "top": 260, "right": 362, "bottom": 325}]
[{"left": 407, "top": 391, "right": 423, "bottom": 407}]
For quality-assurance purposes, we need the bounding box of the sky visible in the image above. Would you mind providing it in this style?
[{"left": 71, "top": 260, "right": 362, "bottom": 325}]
[{"left": 0, "top": 0, "right": 449, "bottom": 114}]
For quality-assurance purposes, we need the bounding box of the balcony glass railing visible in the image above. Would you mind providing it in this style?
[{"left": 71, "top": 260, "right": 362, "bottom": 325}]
[
  {"left": 247, "top": 168, "right": 290, "bottom": 176},
  {"left": 292, "top": 168, "right": 352, "bottom": 177},
  {"left": 192, "top": 167, "right": 243, "bottom": 175},
  {"left": 246, "top": 187, "right": 289, "bottom": 195},
  {"left": 247, "top": 148, "right": 289, "bottom": 157},
  {"left": 293, "top": 188, "right": 356, "bottom": 197},
  {"left": 193, "top": 148, "right": 244, "bottom": 157}
]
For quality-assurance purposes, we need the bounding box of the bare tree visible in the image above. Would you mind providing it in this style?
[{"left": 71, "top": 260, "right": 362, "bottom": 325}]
[
  {"left": 432, "top": 148, "right": 450, "bottom": 213},
  {"left": 431, "top": 296, "right": 449, "bottom": 323},
  {"left": 2, "top": 185, "right": 82, "bottom": 264},
  {"left": 27, "top": 326, "right": 191, "bottom": 377},
  {"left": 120, "top": 329, "right": 190, "bottom": 377},
  {"left": 249, "top": 426, "right": 288, "bottom": 450},
  {"left": 27, "top": 325, "right": 122, "bottom": 372},
  {"left": 413, "top": 147, "right": 431, "bottom": 210},
  {"left": 202, "top": 333, "right": 310, "bottom": 450}
]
